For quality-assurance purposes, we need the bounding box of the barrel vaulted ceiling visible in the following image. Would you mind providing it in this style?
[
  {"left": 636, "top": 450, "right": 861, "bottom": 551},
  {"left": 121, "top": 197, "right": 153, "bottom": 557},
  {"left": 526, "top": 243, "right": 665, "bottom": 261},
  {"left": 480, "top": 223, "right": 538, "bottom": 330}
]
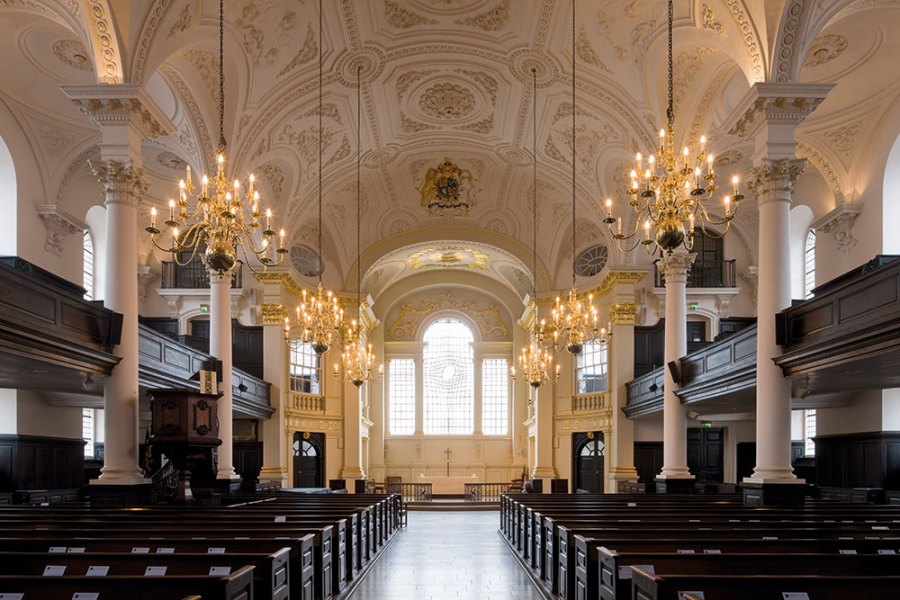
[{"left": 1, "top": 0, "right": 898, "bottom": 295}]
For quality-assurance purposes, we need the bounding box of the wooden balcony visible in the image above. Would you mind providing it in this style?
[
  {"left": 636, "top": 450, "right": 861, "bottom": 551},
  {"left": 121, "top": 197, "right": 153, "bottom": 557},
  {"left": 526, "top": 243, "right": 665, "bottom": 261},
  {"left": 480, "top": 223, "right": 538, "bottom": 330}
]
[{"left": 654, "top": 259, "right": 736, "bottom": 288}]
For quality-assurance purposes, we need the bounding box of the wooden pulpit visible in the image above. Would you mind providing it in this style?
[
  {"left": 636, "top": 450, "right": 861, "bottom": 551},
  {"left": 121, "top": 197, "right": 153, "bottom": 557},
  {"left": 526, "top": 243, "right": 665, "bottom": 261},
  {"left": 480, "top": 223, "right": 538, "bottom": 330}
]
[{"left": 149, "top": 389, "right": 222, "bottom": 503}]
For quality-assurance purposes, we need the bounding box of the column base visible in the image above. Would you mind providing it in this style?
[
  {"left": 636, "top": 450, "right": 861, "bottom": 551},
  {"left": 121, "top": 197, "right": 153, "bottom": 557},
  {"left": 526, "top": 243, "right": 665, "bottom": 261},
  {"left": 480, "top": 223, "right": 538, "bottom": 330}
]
[
  {"left": 342, "top": 467, "right": 366, "bottom": 480},
  {"left": 608, "top": 467, "right": 639, "bottom": 492},
  {"left": 87, "top": 482, "right": 153, "bottom": 507},
  {"left": 94, "top": 469, "right": 147, "bottom": 486},
  {"left": 214, "top": 477, "right": 242, "bottom": 495},
  {"left": 741, "top": 481, "right": 807, "bottom": 507},
  {"left": 654, "top": 476, "right": 696, "bottom": 495},
  {"left": 259, "top": 467, "right": 288, "bottom": 488}
]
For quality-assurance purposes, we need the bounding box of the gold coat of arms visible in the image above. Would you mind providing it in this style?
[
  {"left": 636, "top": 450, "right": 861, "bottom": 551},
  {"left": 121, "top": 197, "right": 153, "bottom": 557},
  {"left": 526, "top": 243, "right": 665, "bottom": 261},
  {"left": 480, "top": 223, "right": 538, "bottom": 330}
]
[{"left": 417, "top": 158, "right": 476, "bottom": 216}]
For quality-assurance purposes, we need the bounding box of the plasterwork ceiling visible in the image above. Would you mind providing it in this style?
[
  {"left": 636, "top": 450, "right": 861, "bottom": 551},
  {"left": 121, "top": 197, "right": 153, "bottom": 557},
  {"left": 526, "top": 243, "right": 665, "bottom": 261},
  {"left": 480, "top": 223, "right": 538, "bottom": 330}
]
[
  {"left": 385, "top": 290, "right": 511, "bottom": 341},
  {"left": 0, "top": 0, "right": 899, "bottom": 295}
]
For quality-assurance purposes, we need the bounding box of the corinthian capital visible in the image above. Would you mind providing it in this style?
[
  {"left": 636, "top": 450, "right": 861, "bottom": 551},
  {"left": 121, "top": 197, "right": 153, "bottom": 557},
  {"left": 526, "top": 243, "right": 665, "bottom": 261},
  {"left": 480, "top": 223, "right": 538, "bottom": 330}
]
[
  {"left": 89, "top": 160, "right": 148, "bottom": 207},
  {"left": 747, "top": 158, "right": 806, "bottom": 205},
  {"left": 657, "top": 252, "right": 696, "bottom": 285}
]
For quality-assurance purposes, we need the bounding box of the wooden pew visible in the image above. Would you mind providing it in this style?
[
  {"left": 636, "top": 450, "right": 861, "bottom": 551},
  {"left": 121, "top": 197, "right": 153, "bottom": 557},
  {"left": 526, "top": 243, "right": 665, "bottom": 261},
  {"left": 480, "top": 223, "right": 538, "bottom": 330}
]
[
  {"left": 0, "top": 549, "right": 289, "bottom": 599},
  {"left": 0, "top": 564, "right": 255, "bottom": 600},
  {"left": 630, "top": 567, "right": 900, "bottom": 600}
]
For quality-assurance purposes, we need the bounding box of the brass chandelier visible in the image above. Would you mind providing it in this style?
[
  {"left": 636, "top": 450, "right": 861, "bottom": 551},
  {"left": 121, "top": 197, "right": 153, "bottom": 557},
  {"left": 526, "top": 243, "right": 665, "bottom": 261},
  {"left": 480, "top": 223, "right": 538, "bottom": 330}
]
[
  {"left": 285, "top": 0, "right": 344, "bottom": 354},
  {"left": 551, "top": 0, "right": 609, "bottom": 355},
  {"left": 511, "top": 70, "right": 559, "bottom": 390},
  {"left": 602, "top": 0, "right": 743, "bottom": 255},
  {"left": 335, "top": 66, "right": 382, "bottom": 388},
  {"left": 146, "top": 0, "right": 287, "bottom": 273}
]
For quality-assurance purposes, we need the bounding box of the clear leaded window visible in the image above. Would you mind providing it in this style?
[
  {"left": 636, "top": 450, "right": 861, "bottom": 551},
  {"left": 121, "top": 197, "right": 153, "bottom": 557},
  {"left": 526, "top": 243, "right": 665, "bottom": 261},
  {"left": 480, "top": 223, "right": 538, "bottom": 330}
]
[
  {"left": 388, "top": 359, "right": 415, "bottom": 435},
  {"left": 82, "top": 408, "right": 94, "bottom": 458},
  {"left": 423, "top": 318, "right": 474, "bottom": 435},
  {"left": 83, "top": 230, "right": 94, "bottom": 301},
  {"left": 804, "top": 229, "right": 816, "bottom": 299},
  {"left": 576, "top": 340, "right": 608, "bottom": 394},
  {"left": 805, "top": 409, "right": 817, "bottom": 457},
  {"left": 482, "top": 358, "right": 509, "bottom": 435},
  {"left": 290, "top": 340, "right": 320, "bottom": 394}
]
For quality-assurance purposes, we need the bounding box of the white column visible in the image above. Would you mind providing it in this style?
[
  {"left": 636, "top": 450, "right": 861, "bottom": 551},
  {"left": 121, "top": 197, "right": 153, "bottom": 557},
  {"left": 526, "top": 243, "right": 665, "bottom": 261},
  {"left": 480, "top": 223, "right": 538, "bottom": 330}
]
[
  {"left": 210, "top": 269, "right": 237, "bottom": 480},
  {"left": 657, "top": 252, "right": 696, "bottom": 480},
  {"left": 367, "top": 326, "right": 386, "bottom": 482},
  {"left": 260, "top": 311, "right": 288, "bottom": 486},
  {"left": 746, "top": 159, "right": 806, "bottom": 483},
  {"left": 532, "top": 384, "right": 556, "bottom": 488},
  {"left": 607, "top": 303, "right": 639, "bottom": 491},
  {"left": 342, "top": 378, "right": 365, "bottom": 483},
  {"left": 91, "top": 161, "right": 148, "bottom": 485}
]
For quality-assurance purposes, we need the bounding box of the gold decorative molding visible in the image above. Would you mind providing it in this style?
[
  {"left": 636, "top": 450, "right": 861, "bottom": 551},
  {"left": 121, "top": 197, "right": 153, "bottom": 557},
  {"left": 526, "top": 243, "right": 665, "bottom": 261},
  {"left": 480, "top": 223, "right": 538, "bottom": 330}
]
[
  {"left": 586, "top": 271, "right": 647, "bottom": 298},
  {"left": 407, "top": 246, "right": 488, "bottom": 270},
  {"left": 254, "top": 271, "right": 309, "bottom": 297},
  {"left": 388, "top": 292, "right": 510, "bottom": 340},
  {"left": 609, "top": 303, "right": 639, "bottom": 325},
  {"left": 260, "top": 303, "right": 288, "bottom": 325}
]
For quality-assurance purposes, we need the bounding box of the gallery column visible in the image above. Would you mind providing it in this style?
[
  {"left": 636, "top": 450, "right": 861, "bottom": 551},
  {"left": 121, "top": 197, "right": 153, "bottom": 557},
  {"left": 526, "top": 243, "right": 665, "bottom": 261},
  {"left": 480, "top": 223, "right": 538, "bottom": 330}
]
[
  {"left": 655, "top": 251, "right": 696, "bottom": 492},
  {"left": 210, "top": 269, "right": 238, "bottom": 483}
]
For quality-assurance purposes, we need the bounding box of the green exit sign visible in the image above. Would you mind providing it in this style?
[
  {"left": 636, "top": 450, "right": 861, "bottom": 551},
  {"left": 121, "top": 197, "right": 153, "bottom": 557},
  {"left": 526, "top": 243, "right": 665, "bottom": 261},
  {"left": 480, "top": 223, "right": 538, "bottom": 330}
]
[
  {"left": 688, "top": 303, "right": 699, "bottom": 311},
  {"left": 199, "top": 304, "right": 209, "bottom": 313}
]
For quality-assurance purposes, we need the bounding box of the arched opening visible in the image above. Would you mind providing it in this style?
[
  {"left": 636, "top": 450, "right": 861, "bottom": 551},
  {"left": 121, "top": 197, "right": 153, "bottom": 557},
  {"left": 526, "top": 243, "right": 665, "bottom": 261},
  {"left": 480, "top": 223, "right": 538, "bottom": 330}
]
[
  {"left": 82, "top": 230, "right": 94, "bottom": 300},
  {"left": 572, "top": 432, "right": 605, "bottom": 494},
  {"left": 804, "top": 229, "right": 816, "bottom": 299},
  {"left": 292, "top": 431, "right": 324, "bottom": 488},
  {"left": 0, "top": 135, "right": 16, "bottom": 256},
  {"left": 884, "top": 134, "right": 900, "bottom": 253},
  {"left": 422, "top": 317, "right": 475, "bottom": 435}
]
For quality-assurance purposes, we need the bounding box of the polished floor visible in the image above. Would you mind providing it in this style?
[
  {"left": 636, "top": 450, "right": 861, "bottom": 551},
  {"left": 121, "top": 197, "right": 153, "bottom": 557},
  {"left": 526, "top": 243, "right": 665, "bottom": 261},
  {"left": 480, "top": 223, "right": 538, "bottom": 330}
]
[{"left": 348, "top": 510, "right": 545, "bottom": 600}]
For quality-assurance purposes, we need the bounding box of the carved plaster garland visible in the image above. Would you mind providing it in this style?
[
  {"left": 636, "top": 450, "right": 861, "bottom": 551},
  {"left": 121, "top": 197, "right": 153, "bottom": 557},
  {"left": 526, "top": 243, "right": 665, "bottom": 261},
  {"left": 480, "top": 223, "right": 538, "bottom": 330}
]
[
  {"left": 812, "top": 203, "right": 862, "bottom": 254},
  {"left": 35, "top": 204, "right": 85, "bottom": 257},
  {"left": 387, "top": 292, "right": 510, "bottom": 341}
]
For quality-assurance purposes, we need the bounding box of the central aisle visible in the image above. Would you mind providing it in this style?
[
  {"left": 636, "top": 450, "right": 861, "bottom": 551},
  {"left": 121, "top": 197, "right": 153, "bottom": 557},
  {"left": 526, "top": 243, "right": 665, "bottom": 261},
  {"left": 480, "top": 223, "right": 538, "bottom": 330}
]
[{"left": 348, "top": 510, "right": 545, "bottom": 599}]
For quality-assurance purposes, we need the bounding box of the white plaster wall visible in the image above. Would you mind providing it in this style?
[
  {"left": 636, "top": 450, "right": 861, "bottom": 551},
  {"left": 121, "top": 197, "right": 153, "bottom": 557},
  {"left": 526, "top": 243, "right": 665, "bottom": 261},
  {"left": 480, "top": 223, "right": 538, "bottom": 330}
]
[
  {"left": 882, "top": 389, "right": 900, "bottom": 431},
  {"left": 0, "top": 136, "right": 16, "bottom": 257},
  {"left": 789, "top": 205, "right": 815, "bottom": 299},
  {"left": 0, "top": 389, "right": 17, "bottom": 435},
  {"left": 817, "top": 391, "right": 883, "bottom": 436},
  {"left": 790, "top": 409, "right": 804, "bottom": 440},
  {"left": 633, "top": 417, "right": 663, "bottom": 441},
  {"left": 15, "top": 390, "right": 82, "bottom": 439},
  {"left": 883, "top": 135, "right": 900, "bottom": 253}
]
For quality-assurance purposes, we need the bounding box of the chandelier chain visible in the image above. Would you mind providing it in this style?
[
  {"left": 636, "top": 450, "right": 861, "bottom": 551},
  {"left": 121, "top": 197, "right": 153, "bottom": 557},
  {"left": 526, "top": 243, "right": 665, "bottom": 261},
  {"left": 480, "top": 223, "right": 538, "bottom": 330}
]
[
  {"left": 571, "top": 0, "right": 576, "bottom": 287},
  {"left": 357, "top": 65, "right": 361, "bottom": 306},
  {"left": 318, "top": 0, "right": 324, "bottom": 283},
  {"left": 666, "top": 0, "right": 674, "bottom": 130},
  {"left": 532, "top": 68, "right": 537, "bottom": 301},
  {"left": 218, "top": 0, "right": 225, "bottom": 152}
]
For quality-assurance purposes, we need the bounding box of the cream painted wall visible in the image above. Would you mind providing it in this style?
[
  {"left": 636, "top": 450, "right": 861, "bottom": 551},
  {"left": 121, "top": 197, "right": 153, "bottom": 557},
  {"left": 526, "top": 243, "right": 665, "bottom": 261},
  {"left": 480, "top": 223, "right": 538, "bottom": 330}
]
[
  {"left": 15, "top": 390, "right": 82, "bottom": 439},
  {"left": 0, "top": 390, "right": 17, "bottom": 435},
  {"left": 633, "top": 417, "right": 663, "bottom": 441},
  {"left": 383, "top": 437, "right": 518, "bottom": 482},
  {"left": 817, "top": 391, "right": 884, "bottom": 436},
  {"left": 0, "top": 135, "right": 16, "bottom": 257}
]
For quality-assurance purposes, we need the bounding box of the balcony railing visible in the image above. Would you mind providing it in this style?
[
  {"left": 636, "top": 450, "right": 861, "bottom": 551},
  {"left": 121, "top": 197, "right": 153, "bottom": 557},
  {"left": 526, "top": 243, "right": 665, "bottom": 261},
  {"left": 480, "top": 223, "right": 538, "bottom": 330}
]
[
  {"left": 288, "top": 392, "right": 325, "bottom": 414},
  {"left": 572, "top": 392, "right": 609, "bottom": 413},
  {"left": 464, "top": 482, "right": 512, "bottom": 502},
  {"left": 654, "top": 259, "right": 736, "bottom": 288},
  {"left": 161, "top": 260, "right": 242, "bottom": 289}
]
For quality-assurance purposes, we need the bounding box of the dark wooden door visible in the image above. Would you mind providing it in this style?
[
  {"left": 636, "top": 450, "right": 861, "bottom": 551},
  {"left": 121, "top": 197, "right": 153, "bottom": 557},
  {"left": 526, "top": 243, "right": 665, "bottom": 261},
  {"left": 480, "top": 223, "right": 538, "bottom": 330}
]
[
  {"left": 736, "top": 442, "right": 755, "bottom": 482},
  {"left": 687, "top": 427, "right": 724, "bottom": 482},
  {"left": 573, "top": 433, "right": 605, "bottom": 493},
  {"left": 293, "top": 432, "right": 324, "bottom": 488},
  {"left": 634, "top": 442, "right": 664, "bottom": 483}
]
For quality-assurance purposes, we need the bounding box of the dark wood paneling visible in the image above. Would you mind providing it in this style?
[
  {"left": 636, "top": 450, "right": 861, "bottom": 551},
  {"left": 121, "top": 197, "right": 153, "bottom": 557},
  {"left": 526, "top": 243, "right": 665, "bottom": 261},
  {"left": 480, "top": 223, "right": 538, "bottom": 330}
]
[
  {"left": 814, "top": 431, "right": 900, "bottom": 490},
  {"left": 633, "top": 320, "right": 664, "bottom": 378},
  {"left": 634, "top": 441, "right": 663, "bottom": 484},
  {"left": 0, "top": 435, "right": 85, "bottom": 492}
]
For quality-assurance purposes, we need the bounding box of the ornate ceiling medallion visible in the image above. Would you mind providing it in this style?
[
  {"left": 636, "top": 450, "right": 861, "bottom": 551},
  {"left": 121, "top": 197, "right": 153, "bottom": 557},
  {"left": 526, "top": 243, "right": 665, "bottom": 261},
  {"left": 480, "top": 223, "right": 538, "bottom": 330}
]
[
  {"left": 419, "top": 83, "right": 476, "bottom": 120},
  {"left": 407, "top": 246, "right": 488, "bottom": 270},
  {"left": 417, "top": 158, "right": 477, "bottom": 216}
]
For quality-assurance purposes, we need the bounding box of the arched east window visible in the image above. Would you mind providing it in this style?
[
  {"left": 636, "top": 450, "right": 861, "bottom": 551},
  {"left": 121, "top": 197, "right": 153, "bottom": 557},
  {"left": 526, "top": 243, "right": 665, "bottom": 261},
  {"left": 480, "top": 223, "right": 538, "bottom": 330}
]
[
  {"left": 422, "top": 318, "right": 474, "bottom": 434},
  {"left": 83, "top": 230, "right": 94, "bottom": 301},
  {"left": 804, "top": 229, "right": 816, "bottom": 299}
]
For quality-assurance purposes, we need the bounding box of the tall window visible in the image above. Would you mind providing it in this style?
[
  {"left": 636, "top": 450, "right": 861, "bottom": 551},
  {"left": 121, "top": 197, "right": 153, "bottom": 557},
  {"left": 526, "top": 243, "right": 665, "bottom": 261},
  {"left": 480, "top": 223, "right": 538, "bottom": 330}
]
[
  {"left": 423, "top": 318, "right": 474, "bottom": 434},
  {"left": 576, "top": 340, "right": 608, "bottom": 393},
  {"left": 804, "top": 229, "right": 816, "bottom": 299},
  {"left": 289, "top": 341, "right": 320, "bottom": 394},
  {"left": 804, "top": 409, "right": 817, "bottom": 457},
  {"left": 388, "top": 359, "right": 415, "bottom": 435},
  {"left": 83, "top": 230, "right": 94, "bottom": 300},
  {"left": 482, "top": 358, "right": 509, "bottom": 435},
  {"left": 82, "top": 408, "right": 94, "bottom": 458}
]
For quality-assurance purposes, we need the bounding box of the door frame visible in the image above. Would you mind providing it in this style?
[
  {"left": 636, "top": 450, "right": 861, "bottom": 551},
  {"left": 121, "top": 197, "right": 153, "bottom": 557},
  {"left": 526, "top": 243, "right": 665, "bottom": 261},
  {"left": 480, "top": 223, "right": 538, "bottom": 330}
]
[
  {"left": 292, "top": 431, "right": 325, "bottom": 488},
  {"left": 572, "top": 431, "right": 606, "bottom": 493}
]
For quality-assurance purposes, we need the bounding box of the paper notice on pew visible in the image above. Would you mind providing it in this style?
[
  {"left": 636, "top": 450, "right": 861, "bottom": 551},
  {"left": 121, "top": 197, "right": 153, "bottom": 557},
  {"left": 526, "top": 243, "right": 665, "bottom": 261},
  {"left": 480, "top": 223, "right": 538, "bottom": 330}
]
[
  {"left": 209, "top": 566, "right": 232, "bottom": 576},
  {"left": 71, "top": 594, "right": 99, "bottom": 600},
  {"left": 67, "top": 548, "right": 85, "bottom": 553},
  {"left": 144, "top": 566, "right": 167, "bottom": 576},
  {"left": 49, "top": 547, "right": 67, "bottom": 553},
  {"left": 677, "top": 593, "right": 704, "bottom": 600},
  {"left": 207, "top": 547, "right": 226, "bottom": 554},
  {"left": 626, "top": 502, "right": 637, "bottom": 507},
  {"left": 878, "top": 549, "right": 897, "bottom": 555},
  {"left": 275, "top": 515, "right": 287, "bottom": 522},
  {"left": 131, "top": 547, "right": 150, "bottom": 554},
  {"left": 43, "top": 565, "right": 66, "bottom": 576},
  {"left": 86, "top": 566, "right": 109, "bottom": 577},
  {"left": 156, "top": 548, "right": 175, "bottom": 554},
  {"left": 839, "top": 549, "right": 857, "bottom": 555},
  {"left": 782, "top": 594, "right": 810, "bottom": 600},
  {"left": 0, "top": 594, "right": 24, "bottom": 599}
]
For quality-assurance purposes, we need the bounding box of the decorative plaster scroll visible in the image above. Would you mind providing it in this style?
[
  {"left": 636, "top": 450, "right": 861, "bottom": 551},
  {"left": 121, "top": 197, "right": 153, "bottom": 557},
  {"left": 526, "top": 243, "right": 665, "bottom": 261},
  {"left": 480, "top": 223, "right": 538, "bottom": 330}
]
[
  {"left": 132, "top": 0, "right": 176, "bottom": 83},
  {"left": 87, "top": 0, "right": 123, "bottom": 83},
  {"left": 576, "top": 26, "right": 611, "bottom": 73},
  {"left": 137, "top": 265, "right": 157, "bottom": 301},
  {"left": 772, "top": 0, "right": 806, "bottom": 83},
  {"left": 384, "top": 0, "right": 436, "bottom": 28},
  {"left": 609, "top": 303, "right": 638, "bottom": 325},
  {"left": 722, "top": 0, "right": 764, "bottom": 81},
  {"left": 701, "top": 4, "right": 725, "bottom": 36},
  {"left": 796, "top": 142, "right": 845, "bottom": 203},
  {"left": 454, "top": 0, "right": 510, "bottom": 32},
  {"left": 387, "top": 292, "right": 510, "bottom": 341},
  {"left": 813, "top": 202, "right": 862, "bottom": 254},
  {"left": 741, "top": 266, "right": 758, "bottom": 306},
  {"left": 179, "top": 50, "right": 218, "bottom": 101},
  {"left": 89, "top": 160, "right": 149, "bottom": 208},
  {"left": 259, "top": 303, "right": 288, "bottom": 325},
  {"left": 168, "top": 3, "right": 192, "bottom": 39},
  {"left": 803, "top": 34, "right": 848, "bottom": 67},
  {"left": 35, "top": 204, "right": 85, "bottom": 256},
  {"left": 822, "top": 121, "right": 861, "bottom": 158}
]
